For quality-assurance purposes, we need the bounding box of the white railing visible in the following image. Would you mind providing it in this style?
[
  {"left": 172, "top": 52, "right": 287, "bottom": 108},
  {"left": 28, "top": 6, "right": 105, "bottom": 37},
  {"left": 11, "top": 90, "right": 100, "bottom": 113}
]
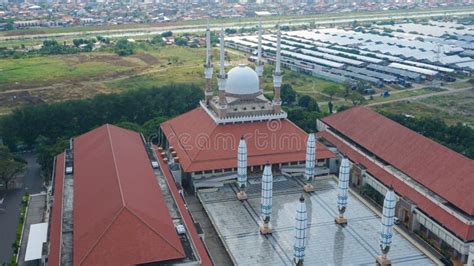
[
  {"left": 415, "top": 209, "right": 469, "bottom": 255},
  {"left": 200, "top": 101, "right": 287, "bottom": 124},
  {"left": 324, "top": 129, "right": 474, "bottom": 226}
]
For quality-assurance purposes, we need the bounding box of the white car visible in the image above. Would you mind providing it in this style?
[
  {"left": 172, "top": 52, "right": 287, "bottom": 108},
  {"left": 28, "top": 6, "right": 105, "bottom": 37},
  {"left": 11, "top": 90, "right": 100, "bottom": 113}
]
[
  {"left": 176, "top": 224, "right": 186, "bottom": 235},
  {"left": 151, "top": 161, "right": 159, "bottom": 169}
]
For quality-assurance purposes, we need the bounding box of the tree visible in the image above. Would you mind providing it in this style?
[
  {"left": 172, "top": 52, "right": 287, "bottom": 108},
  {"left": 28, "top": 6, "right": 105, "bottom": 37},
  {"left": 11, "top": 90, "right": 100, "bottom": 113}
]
[
  {"left": 322, "top": 85, "right": 342, "bottom": 101},
  {"left": 42, "top": 40, "right": 59, "bottom": 48},
  {"left": 281, "top": 84, "right": 297, "bottom": 104},
  {"left": 73, "top": 39, "right": 84, "bottom": 47},
  {"left": 143, "top": 117, "right": 168, "bottom": 143},
  {"left": 347, "top": 92, "right": 366, "bottom": 106},
  {"left": 161, "top": 31, "right": 173, "bottom": 37},
  {"left": 0, "top": 146, "right": 26, "bottom": 190},
  {"left": 225, "top": 28, "right": 237, "bottom": 34},
  {"left": 151, "top": 35, "right": 164, "bottom": 46},
  {"left": 337, "top": 105, "right": 350, "bottom": 112},
  {"left": 114, "top": 38, "right": 134, "bottom": 56},
  {"left": 115, "top": 122, "right": 143, "bottom": 132},
  {"left": 343, "top": 81, "right": 352, "bottom": 98},
  {"left": 297, "top": 95, "right": 319, "bottom": 112},
  {"left": 298, "top": 95, "right": 311, "bottom": 108},
  {"left": 174, "top": 37, "right": 188, "bottom": 46},
  {"left": 469, "top": 78, "right": 474, "bottom": 89}
]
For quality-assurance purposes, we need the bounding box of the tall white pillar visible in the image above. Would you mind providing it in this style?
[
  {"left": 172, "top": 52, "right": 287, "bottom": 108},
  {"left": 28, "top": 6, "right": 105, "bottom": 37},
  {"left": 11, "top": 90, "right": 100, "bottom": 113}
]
[
  {"left": 217, "top": 28, "right": 227, "bottom": 114},
  {"left": 377, "top": 187, "right": 396, "bottom": 265},
  {"left": 335, "top": 157, "right": 350, "bottom": 225},
  {"left": 303, "top": 133, "right": 316, "bottom": 193},
  {"left": 237, "top": 136, "right": 248, "bottom": 200},
  {"left": 272, "top": 27, "right": 282, "bottom": 114},
  {"left": 260, "top": 163, "right": 273, "bottom": 234},
  {"left": 204, "top": 23, "right": 213, "bottom": 105},
  {"left": 256, "top": 20, "right": 264, "bottom": 93},
  {"left": 293, "top": 195, "right": 308, "bottom": 266}
]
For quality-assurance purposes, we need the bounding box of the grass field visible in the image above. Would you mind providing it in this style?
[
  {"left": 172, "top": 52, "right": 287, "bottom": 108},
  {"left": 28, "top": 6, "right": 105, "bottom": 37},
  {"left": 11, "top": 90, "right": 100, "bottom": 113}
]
[
  {"left": 0, "top": 53, "right": 144, "bottom": 91},
  {"left": 0, "top": 45, "right": 343, "bottom": 115},
  {"left": 373, "top": 90, "right": 474, "bottom": 127}
]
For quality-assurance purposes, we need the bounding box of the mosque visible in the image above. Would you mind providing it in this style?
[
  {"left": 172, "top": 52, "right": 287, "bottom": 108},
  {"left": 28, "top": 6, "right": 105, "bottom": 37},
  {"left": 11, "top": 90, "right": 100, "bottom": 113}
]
[{"left": 158, "top": 25, "right": 336, "bottom": 189}]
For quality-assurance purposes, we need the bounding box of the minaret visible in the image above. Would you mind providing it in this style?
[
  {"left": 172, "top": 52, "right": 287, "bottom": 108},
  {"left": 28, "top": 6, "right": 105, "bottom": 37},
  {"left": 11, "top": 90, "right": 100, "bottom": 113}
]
[
  {"left": 335, "top": 157, "right": 350, "bottom": 225},
  {"left": 272, "top": 27, "right": 282, "bottom": 114},
  {"left": 255, "top": 20, "right": 265, "bottom": 93},
  {"left": 217, "top": 27, "right": 227, "bottom": 117},
  {"left": 293, "top": 195, "right": 308, "bottom": 266},
  {"left": 303, "top": 133, "right": 316, "bottom": 193},
  {"left": 260, "top": 163, "right": 273, "bottom": 234},
  {"left": 237, "top": 136, "right": 248, "bottom": 201},
  {"left": 376, "top": 187, "right": 396, "bottom": 266},
  {"left": 204, "top": 23, "right": 213, "bottom": 105}
]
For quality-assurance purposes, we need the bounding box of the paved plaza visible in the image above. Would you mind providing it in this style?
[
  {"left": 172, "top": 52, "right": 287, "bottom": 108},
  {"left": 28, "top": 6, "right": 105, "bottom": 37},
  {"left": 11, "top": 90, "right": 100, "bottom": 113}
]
[{"left": 199, "top": 176, "right": 435, "bottom": 265}]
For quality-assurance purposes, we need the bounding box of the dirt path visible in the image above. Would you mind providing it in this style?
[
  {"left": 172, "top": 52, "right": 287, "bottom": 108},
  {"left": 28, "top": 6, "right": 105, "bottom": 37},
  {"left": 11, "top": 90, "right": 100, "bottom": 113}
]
[{"left": 367, "top": 87, "right": 473, "bottom": 106}]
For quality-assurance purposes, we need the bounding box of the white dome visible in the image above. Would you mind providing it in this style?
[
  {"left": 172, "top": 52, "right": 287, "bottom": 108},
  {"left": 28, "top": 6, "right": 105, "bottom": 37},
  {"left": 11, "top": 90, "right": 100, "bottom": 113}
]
[{"left": 225, "top": 64, "right": 260, "bottom": 95}]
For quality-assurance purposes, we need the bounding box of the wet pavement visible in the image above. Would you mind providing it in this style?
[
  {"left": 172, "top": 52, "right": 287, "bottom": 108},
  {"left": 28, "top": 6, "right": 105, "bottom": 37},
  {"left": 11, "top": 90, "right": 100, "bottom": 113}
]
[{"left": 0, "top": 152, "right": 42, "bottom": 264}]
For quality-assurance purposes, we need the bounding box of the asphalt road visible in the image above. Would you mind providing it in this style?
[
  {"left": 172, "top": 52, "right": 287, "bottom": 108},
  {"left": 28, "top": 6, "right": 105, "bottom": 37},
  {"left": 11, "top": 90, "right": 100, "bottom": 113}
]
[
  {"left": 0, "top": 8, "right": 473, "bottom": 42},
  {"left": 0, "top": 152, "right": 42, "bottom": 264}
]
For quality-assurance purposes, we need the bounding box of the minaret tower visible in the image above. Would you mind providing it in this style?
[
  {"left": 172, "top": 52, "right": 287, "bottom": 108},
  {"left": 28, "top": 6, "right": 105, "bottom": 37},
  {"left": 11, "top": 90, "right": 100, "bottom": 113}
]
[
  {"left": 237, "top": 136, "right": 248, "bottom": 201},
  {"left": 255, "top": 21, "right": 265, "bottom": 93},
  {"left": 272, "top": 27, "right": 282, "bottom": 114},
  {"left": 260, "top": 163, "right": 273, "bottom": 234},
  {"left": 303, "top": 133, "right": 316, "bottom": 193},
  {"left": 217, "top": 27, "right": 228, "bottom": 117},
  {"left": 377, "top": 187, "right": 396, "bottom": 266},
  {"left": 335, "top": 157, "right": 350, "bottom": 225},
  {"left": 293, "top": 195, "right": 308, "bottom": 266},
  {"left": 204, "top": 23, "right": 213, "bottom": 105}
]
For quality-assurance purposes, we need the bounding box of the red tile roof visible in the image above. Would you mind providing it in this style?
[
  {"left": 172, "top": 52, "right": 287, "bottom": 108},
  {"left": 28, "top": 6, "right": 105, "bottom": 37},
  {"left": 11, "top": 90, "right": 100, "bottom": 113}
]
[
  {"left": 154, "top": 146, "right": 213, "bottom": 266},
  {"left": 161, "top": 107, "right": 335, "bottom": 172},
  {"left": 318, "top": 130, "right": 474, "bottom": 241},
  {"left": 72, "top": 124, "right": 185, "bottom": 265},
  {"left": 321, "top": 107, "right": 474, "bottom": 216},
  {"left": 48, "top": 153, "right": 64, "bottom": 266}
]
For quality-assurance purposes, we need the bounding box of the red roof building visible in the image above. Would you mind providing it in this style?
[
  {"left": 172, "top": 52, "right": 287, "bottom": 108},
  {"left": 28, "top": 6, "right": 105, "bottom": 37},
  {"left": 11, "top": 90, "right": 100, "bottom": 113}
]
[
  {"left": 161, "top": 107, "right": 335, "bottom": 174},
  {"left": 48, "top": 124, "right": 211, "bottom": 266},
  {"left": 317, "top": 107, "right": 474, "bottom": 263}
]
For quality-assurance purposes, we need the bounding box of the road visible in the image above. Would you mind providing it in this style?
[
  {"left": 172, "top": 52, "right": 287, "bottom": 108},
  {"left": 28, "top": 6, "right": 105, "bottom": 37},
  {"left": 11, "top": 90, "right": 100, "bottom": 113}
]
[
  {"left": 367, "top": 87, "right": 473, "bottom": 106},
  {"left": 0, "top": 152, "right": 42, "bottom": 264},
  {"left": 1, "top": 8, "right": 473, "bottom": 42}
]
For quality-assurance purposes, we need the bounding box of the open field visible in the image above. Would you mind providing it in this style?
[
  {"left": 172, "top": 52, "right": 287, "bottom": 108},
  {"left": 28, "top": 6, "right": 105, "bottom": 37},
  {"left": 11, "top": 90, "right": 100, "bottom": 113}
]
[
  {"left": 372, "top": 89, "right": 474, "bottom": 127},
  {"left": 0, "top": 53, "right": 144, "bottom": 90},
  {"left": 0, "top": 46, "right": 344, "bottom": 115}
]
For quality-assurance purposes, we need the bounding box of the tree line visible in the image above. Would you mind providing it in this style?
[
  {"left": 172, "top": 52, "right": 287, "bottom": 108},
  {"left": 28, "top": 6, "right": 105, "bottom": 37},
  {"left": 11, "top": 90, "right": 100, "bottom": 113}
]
[{"left": 0, "top": 84, "right": 203, "bottom": 180}]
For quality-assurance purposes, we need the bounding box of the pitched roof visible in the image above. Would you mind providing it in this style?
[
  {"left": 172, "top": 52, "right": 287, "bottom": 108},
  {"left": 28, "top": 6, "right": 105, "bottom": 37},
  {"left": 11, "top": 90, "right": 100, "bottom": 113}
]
[
  {"left": 161, "top": 107, "right": 335, "bottom": 172},
  {"left": 321, "top": 107, "right": 474, "bottom": 216},
  {"left": 154, "top": 147, "right": 213, "bottom": 266},
  {"left": 72, "top": 124, "right": 185, "bottom": 265},
  {"left": 318, "top": 130, "right": 474, "bottom": 241},
  {"left": 48, "top": 153, "right": 65, "bottom": 266}
]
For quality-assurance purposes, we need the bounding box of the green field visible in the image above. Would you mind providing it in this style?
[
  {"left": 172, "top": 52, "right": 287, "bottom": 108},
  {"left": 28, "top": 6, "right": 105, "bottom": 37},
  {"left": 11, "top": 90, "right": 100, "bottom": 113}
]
[
  {"left": 373, "top": 95, "right": 474, "bottom": 127},
  {"left": 0, "top": 45, "right": 344, "bottom": 115},
  {"left": 0, "top": 53, "right": 144, "bottom": 90}
]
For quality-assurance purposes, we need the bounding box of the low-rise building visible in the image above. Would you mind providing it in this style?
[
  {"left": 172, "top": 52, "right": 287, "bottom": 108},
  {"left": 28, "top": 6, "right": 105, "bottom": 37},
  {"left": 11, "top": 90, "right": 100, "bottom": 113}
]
[{"left": 316, "top": 106, "right": 474, "bottom": 265}]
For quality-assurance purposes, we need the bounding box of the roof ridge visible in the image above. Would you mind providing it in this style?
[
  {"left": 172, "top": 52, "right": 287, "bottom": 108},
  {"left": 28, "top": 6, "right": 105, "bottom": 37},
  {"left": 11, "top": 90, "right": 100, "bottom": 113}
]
[
  {"left": 190, "top": 121, "right": 217, "bottom": 161},
  {"left": 106, "top": 124, "right": 126, "bottom": 206},
  {"left": 124, "top": 207, "right": 185, "bottom": 257},
  {"left": 79, "top": 206, "right": 126, "bottom": 265}
]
